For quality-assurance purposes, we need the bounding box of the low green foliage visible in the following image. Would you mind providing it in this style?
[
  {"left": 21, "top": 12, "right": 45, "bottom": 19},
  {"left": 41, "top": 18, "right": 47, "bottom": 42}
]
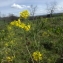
[{"left": 0, "top": 16, "right": 63, "bottom": 63}]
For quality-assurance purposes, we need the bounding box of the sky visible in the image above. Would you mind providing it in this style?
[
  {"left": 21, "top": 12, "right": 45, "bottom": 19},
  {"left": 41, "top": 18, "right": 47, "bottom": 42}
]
[{"left": 0, "top": 0, "right": 63, "bottom": 17}]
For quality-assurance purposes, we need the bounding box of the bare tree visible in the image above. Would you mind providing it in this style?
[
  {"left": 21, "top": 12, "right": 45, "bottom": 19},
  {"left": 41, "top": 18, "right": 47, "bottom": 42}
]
[
  {"left": 0, "top": 12, "right": 1, "bottom": 17},
  {"left": 0, "top": 12, "right": 1, "bottom": 21},
  {"left": 29, "top": 5, "right": 37, "bottom": 20},
  {"left": 46, "top": 1, "right": 57, "bottom": 17}
]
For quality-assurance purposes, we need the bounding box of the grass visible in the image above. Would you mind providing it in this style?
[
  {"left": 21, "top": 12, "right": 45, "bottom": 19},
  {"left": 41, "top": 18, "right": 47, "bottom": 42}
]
[{"left": 0, "top": 16, "right": 63, "bottom": 63}]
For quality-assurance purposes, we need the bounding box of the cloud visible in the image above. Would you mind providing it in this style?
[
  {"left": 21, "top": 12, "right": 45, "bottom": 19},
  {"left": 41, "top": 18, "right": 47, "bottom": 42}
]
[
  {"left": 11, "top": 3, "right": 23, "bottom": 9},
  {"left": 21, "top": 5, "right": 30, "bottom": 8},
  {"left": 11, "top": 3, "right": 30, "bottom": 9}
]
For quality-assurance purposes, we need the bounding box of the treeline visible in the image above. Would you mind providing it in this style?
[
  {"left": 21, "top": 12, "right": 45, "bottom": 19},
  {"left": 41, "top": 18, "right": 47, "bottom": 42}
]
[
  {"left": 0, "top": 15, "right": 18, "bottom": 22},
  {"left": 0, "top": 12, "right": 63, "bottom": 22}
]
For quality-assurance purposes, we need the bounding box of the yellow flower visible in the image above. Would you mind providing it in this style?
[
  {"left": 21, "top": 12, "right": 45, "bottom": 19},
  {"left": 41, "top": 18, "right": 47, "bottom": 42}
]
[
  {"left": 19, "top": 23, "right": 25, "bottom": 28},
  {"left": 5, "top": 43, "right": 8, "bottom": 47},
  {"left": 18, "top": 18, "right": 21, "bottom": 24},
  {"left": 24, "top": 24, "right": 30, "bottom": 31},
  {"left": 32, "top": 51, "right": 42, "bottom": 61},
  {"left": 10, "top": 20, "right": 18, "bottom": 26},
  {"left": 6, "top": 56, "right": 13, "bottom": 62},
  {"left": 10, "top": 18, "right": 31, "bottom": 31},
  {"left": 42, "top": 31, "right": 49, "bottom": 37},
  {"left": 10, "top": 21, "right": 15, "bottom": 25},
  {"left": 10, "top": 40, "right": 14, "bottom": 44},
  {"left": 7, "top": 25, "right": 12, "bottom": 30},
  {"left": 20, "top": 10, "right": 30, "bottom": 19},
  {"left": 27, "top": 24, "right": 30, "bottom": 29},
  {"left": 15, "top": 21, "right": 19, "bottom": 26}
]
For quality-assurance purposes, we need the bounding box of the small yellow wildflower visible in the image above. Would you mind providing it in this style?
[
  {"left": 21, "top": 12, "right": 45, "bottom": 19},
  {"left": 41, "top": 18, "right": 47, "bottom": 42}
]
[
  {"left": 32, "top": 51, "right": 42, "bottom": 61},
  {"left": 10, "top": 21, "right": 15, "bottom": 25},
  {"left": 20, "top": 10, "right": 30, "bottom": 19},
  {"left": 5, "top": 43, "right": 8, "bottom": 47},
  {"left": 10, "top": 40, "right": 14, "bottom": 44},
  {"left": 7, "top": 25, "right": 12, "bottom": 30},
  {"left": 10, "top": 15, "right": 30, "bottom": 31},
  {"left": 24, "top": 24, "right": 30, "bottom": 31},
  {"left": 27, "top": 24, "right": 30, "bottom": 29},
  {"left": 6, "top": 56, "right": 13, "bottom": 62},
  {"left": 19, "top": 23, "right": 25, "bottom": 28},
  {"left": 18, "top": 18, "right": 21, "bottom": 24},
  {"left": 42, "top": 31, "right": 49, "bottom": 37},
  {"left": 15, "top": 21, "right": 19, "bottom": 26}
]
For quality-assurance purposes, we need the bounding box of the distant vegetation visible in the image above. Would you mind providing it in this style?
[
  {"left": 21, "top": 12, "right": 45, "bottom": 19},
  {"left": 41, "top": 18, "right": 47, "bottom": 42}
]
[{"left": 0, "top": 12, "right": 63, "bottom": 22}]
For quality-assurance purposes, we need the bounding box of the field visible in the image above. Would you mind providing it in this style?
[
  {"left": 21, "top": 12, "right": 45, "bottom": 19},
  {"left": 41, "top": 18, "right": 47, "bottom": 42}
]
[{"left": 0, "top": 11, "right": 63, "bottom": 63}]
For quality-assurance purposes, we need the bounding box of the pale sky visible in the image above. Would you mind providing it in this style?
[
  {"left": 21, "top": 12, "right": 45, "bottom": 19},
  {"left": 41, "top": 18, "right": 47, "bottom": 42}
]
[{"left": 0, "top": 0, "right": 63, "bottom": 16}]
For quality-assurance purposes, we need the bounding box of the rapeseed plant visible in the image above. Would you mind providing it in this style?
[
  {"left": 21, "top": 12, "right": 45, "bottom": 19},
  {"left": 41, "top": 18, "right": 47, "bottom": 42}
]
[
  {"left": 10, "top": 20, "right": 16, "bottom": 25},
  {"left": 6, "top": 56, "right": 12, "bottom": 61},
  {"left": 10, "top": 20, "right": 30, "bottom": 31},
  {"left": 24, "top": 24, "right": 30, "bottom": 31},
  {"left": 7, "top": 25, "right": 12, "bottom": 30},
  {"left": 6, "top": 56, "right": 14, "bottom": 62},
  {"left": 20, "top": 10, "right": 30, "bottom": 19},
  {"left": 10, "top": 10, "right": 30, "bottom": 31},
  {"left": 19, "top": 23, "right": 25, "bottom": 28},
  {"left": 5, "top": 43, "right": 8, "bottom": 47},
  {"left": 32, "top": 51, "right": 42, "bottom": 61},
  {"left": 42, "top": 31, "right": 49, "bottom": 37}
]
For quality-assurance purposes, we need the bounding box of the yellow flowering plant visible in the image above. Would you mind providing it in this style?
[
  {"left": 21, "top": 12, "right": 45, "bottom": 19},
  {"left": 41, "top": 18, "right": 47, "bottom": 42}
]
[
  {"left": 6, "top": 56, "right": 13, "bottom": 62},
  {"left": 10, "top": 18, "right": 30, "bottom": 31},
  {"left": 24, "top": 24, "right": 30, "bottom": 31},
  {"left": 20, "top": 10, "right": 30, "bottom": 19},
  {"left": 10, "top": 10, "right": 31, "bottom": 31},
  {"left": 32, "top": 51, "right": 42, "bottom": 61}
]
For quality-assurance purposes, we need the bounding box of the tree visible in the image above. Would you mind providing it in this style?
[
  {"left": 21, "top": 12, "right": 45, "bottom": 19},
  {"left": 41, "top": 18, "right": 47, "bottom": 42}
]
[
  {"left": 29, "top": 5, "right": 37, "bottom": 20},
  {"left": 0, "top": 12, "right": 1, "bottom": 21},
  {"left": 46, "top": 1, "right": 57, "bottom": 17}
]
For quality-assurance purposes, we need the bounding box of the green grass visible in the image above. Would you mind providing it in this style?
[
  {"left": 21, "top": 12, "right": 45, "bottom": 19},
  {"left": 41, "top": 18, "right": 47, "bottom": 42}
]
[{"left": 0, "top": 17, "right": 63, "bottom": 63}]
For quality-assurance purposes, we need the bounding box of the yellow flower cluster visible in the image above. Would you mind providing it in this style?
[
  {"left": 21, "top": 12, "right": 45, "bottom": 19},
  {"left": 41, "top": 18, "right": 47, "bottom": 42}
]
[
  {"left": 10, "top": 19, "right": 20, "bottom": 27},
  {"left": 24, "top": 24, "right": 30, "bottom": 31},
  {"left": 6, "top": 56, "right": 14, "bottom": 62},
  {"left": 42, "top": 31, "right": 49, "bottom": 37},
  {"left": 20, "top": 10, "right": 30, "bottom": 19},
  {"left": 5, "top": 43, "right": 8, "bottom": 47},
  {"left": 32, "top": 51, "right": 42, "bottom": 61},
  {"left": 10, "top": 19, "right": 30, "bottom": 31},
  {"left": 7, "top": 25, "right": 12, "bottom": 30}
]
